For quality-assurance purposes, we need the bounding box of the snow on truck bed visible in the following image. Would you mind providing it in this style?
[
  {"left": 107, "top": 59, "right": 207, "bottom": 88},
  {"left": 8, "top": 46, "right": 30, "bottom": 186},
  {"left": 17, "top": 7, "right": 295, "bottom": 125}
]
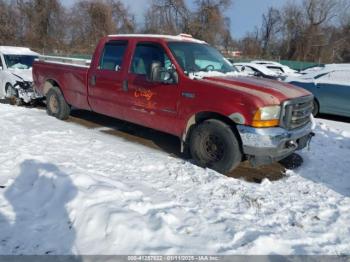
[{"left": 0, "top": 104, "right": 349, "bottom": 255}]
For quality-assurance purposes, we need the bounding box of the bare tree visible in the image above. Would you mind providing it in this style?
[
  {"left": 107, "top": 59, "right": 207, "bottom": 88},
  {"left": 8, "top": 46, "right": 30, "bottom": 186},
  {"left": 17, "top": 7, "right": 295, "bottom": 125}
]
[
  {"left": 143, "top": 0, "right": 190, "bottom": 34},
  {"left": 238, "top": 27, "right": 262, "bottom": 58},
  {"left": 67, "top": 0, "right": 134, "bottom": 53},
  {"left": 16, "top": 0, "right": 66, "bottom": 53},
  {"left": 191, "top": 0, "right": 233, "bottom": 46},
  {"left": 279, "top": 2, "right": 306, "bottom": 60},
  {"left": 301, "top": 0, "right": 337, "bottom": 61},
  {"left": 0, "top": 0, "right": 19, "bottom": 45},
  {"left": 260, "top": 7, "right": 281, "bottom": 56}
]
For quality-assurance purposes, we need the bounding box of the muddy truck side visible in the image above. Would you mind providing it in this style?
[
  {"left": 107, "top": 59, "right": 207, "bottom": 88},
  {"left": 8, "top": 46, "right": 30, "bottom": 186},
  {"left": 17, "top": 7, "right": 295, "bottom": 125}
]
[{"left": 33, "top": 34, "right": 315, "bottom": 174}]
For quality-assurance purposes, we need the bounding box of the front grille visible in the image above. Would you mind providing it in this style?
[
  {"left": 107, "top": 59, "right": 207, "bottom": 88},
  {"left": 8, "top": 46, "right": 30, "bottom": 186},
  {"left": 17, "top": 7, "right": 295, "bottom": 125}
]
[{"left": 280, "top": 96, "right": 313, "bottom": 130}]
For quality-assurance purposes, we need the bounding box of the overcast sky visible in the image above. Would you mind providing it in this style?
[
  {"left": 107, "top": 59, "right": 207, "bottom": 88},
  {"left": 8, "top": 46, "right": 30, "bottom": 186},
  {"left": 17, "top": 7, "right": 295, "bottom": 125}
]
[{"left": 62, "top": 0, "right": 300, "bottom": 39}]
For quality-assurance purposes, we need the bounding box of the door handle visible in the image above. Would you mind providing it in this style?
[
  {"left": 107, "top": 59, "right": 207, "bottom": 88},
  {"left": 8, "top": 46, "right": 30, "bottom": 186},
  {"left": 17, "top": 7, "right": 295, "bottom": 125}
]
[
  {"left": 90, "top": 75, "right": 96, "bottom": 86},
  {"left": 122, "top": 80, "right": 128, "bottom": 92}
]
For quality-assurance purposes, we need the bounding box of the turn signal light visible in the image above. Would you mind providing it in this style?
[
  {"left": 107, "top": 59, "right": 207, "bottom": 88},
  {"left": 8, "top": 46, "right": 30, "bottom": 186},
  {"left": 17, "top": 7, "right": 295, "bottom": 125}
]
[
  {"left": 251, "top": 106, "right": 280, "bottom": 127},
  {"left": 251, "top": 119, "right": 280, "bottom": 128}
]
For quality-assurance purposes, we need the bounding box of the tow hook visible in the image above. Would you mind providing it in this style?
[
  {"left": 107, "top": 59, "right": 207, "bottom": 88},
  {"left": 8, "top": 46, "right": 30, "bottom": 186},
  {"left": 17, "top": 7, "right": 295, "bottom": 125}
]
[{"left": 286, "top": 140, "right": 298, "bottom": 149}]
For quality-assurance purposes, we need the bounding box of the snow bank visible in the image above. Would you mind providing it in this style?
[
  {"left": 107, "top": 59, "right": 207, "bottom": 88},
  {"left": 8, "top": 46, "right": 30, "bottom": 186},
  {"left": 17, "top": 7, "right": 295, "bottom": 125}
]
[{"left": 0, "top": 104, "right": 349, "bottom": 255}]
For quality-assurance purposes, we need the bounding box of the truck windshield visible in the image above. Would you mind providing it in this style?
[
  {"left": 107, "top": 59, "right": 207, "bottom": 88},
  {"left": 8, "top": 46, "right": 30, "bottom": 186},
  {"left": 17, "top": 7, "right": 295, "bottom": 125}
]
[
  {"left": 4, "top": 55, "right": 38, "bottom": 69},
  {"left": 167, "top": 42, "right": 237, "bottom": 75}
]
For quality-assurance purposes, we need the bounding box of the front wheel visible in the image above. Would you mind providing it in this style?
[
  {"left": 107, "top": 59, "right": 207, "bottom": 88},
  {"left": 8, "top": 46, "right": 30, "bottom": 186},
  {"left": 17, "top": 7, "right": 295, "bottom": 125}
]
[
  {"left": 5, "top": 83, "right": 22, "bottom": 106},
  {"left": 189, "top": 119, "right": 242, "bottom": 174},
  {"left": 46, "top": 86, "right": 71, "bottom": 120},
  {"left": 5, "top": 83, "right": 14, "bottom": 98}
]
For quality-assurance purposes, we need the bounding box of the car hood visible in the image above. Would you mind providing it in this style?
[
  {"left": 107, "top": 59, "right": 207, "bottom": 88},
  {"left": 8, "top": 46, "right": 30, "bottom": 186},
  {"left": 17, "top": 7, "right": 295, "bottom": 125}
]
[
  {"left": 8, "top": 69, "right": 33, "bottom": 82},
  {"left": 199, "top": 75, "right": 311, "bottom": 105}
]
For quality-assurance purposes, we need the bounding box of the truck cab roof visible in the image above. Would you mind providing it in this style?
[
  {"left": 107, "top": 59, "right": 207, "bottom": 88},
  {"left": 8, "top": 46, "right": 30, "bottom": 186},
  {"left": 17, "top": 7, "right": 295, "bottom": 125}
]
[{"left": 107, "top": 34, "right": 206, "bottom": 44}]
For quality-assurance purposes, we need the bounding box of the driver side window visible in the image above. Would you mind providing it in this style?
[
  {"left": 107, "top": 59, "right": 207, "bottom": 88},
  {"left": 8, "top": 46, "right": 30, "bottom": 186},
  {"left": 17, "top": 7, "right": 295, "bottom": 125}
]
[{"left": 131, "top": 43, "right": 171, "bottom": 75}]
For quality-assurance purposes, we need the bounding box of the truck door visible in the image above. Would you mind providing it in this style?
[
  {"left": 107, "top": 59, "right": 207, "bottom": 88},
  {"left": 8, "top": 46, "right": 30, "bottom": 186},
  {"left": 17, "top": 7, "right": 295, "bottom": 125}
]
[
  {"left": 126, "top": 42, "right": 181, "bottom": 135},
  {"left": 87, "top": 40, "right": 129, "bottom": 119}
]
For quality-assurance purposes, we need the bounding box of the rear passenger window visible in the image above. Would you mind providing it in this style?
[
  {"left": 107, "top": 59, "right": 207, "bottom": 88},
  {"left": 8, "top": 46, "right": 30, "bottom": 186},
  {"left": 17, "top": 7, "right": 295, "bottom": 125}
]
[{"left": 99, "top": 41, "right": 127, "bottom": 71}]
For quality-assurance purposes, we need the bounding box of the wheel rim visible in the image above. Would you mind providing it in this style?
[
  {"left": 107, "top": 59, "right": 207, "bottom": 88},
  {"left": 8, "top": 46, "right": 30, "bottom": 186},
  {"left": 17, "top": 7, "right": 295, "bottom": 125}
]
[
  {"left": 49, "top": 95, "right": 59, "bottom": 114},
  {"left": 203, "top": 134, "right": 225, "bottom": 163}
]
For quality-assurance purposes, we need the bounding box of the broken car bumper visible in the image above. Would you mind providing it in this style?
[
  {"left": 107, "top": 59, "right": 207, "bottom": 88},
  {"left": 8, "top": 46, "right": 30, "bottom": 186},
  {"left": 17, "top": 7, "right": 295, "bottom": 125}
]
[{"left": 237, "top": 119, "right": 315, "bottom": 167}]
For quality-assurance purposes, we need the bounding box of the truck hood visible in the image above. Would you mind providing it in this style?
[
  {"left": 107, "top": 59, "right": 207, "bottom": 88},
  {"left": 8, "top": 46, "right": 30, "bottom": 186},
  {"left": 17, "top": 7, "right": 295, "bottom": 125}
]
[
  {"left": 200, "top": 75, "right": 311, "bottom": 105},
  {"left": 8, "top": 69, "right": 33, "bottom": 82}
]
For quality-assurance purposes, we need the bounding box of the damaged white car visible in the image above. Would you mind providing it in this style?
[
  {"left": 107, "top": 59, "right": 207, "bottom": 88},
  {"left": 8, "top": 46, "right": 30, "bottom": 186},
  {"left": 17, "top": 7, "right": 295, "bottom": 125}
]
[{"left": 0, "top": 46, "right": 42, "bottom": 104}]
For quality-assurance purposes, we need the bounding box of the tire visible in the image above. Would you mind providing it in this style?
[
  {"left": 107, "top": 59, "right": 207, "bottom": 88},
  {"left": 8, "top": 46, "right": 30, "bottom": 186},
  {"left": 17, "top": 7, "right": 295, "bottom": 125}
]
[
  {"left": 46, "top": 86, "right": 70, "bottom": 120},
  {"left": 189, "top": 119, "right": 242, "bottom": 174},
  {"left": 279, "top": 153, "right": 303, "bottom": 170},
  {"left": 312, "top": 99, "right": 319, "bottom": 117},
  {"left": 5, "top": 83, "right": 14, "bottom": 98},
  {"left": 5, "top": 83, "right": 21, "bottom": 105}
]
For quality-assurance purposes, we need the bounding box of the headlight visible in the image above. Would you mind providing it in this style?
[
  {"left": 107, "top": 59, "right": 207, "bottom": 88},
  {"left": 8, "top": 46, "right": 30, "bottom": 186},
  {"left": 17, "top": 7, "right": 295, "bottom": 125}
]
[{"left": 252, "top": 106, "right": 281, "bottom": 127}]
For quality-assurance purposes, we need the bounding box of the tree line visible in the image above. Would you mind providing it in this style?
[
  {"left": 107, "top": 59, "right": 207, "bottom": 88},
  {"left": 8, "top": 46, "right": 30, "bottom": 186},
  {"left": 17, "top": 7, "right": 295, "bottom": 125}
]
[
  {"left": 0, "top": 0, "right": 232, "bottom": 55},
  {"left": 238, "top": 0, "right": 350, "bottom": 63},
  {"left": 0, "top": 0, "right": 349, "bottom": 63}
]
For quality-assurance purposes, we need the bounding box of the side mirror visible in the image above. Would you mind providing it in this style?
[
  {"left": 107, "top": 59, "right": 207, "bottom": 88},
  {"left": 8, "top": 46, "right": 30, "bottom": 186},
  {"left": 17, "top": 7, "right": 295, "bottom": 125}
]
[{"left": 148, "top": 61, "right": 178, "bottom": 84}]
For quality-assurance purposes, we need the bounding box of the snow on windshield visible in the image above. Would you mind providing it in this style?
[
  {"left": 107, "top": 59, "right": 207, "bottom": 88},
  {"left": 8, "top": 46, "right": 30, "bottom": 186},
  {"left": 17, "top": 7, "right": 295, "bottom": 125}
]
[
  {"left": 188, "top": 70, "right": 240, "bottom": 79},
  {"left": 4, "top": 55, "right": 38, "bottom": 70}
]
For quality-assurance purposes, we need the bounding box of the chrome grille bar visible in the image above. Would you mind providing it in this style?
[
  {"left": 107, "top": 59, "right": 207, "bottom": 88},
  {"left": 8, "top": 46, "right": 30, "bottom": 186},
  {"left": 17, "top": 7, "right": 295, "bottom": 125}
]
[{"left": 280, "top": 95, "right": 313, "bottom": 130}]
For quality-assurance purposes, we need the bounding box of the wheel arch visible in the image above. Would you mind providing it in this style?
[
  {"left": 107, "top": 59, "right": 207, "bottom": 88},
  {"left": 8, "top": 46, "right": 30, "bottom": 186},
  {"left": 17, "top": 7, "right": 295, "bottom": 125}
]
[
  {"left": 5, "top": 82, "right": 13, "bottom": 91},
  {"left": 181, "top": 111, "right": 243, "bottom": 152},
  {"left": 43, "top": 79, "right": 61, "bottom": 96}
]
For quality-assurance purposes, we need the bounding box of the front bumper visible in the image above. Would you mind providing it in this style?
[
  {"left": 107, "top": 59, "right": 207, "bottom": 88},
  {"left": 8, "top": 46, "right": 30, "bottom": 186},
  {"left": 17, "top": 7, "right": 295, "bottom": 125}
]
[
  {"left": 13, "top": 81, "right": 43, "bottom": 103},
  {"left": 237, "top": 117, "right": 315, "bottom": 167}
]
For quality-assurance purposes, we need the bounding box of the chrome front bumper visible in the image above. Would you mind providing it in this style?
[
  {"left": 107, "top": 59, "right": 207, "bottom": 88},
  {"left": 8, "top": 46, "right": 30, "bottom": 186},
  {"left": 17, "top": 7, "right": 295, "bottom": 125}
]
[{"left": 237, "top": 116, "right": 315, "bottom": 166}]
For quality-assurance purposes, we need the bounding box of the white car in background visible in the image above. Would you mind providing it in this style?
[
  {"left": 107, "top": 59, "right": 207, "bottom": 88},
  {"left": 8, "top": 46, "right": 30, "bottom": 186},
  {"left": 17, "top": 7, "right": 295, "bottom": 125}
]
[
  {"left": 300, "top": 63, "right": 350, "bottom": 75},
  {"left": 233, "top": 62, "right": 284, "bottom": 80},
  {"left": 0, "top": 46, "right": 41, "bottom": 103},
  {"left": 251, "top": 60, "right": 301, "bottom": 77}
]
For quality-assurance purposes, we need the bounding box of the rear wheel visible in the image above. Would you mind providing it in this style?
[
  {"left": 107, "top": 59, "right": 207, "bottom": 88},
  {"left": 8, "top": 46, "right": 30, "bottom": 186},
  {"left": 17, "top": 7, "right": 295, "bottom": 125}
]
[
  {"left": 46, "top": 86, "right": 70, "bottom": 120},
  {"left": 312, "top": 99, "right": 319, "bottom": 117},
  {"left": 189, "top": 119, "right": 242, "bottom": 174}
]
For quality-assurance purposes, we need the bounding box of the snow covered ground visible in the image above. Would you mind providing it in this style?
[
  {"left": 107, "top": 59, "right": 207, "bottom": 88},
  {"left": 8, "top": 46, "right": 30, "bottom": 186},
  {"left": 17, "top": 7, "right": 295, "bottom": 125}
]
[{"left": 0, "top": 104, "right": 349, "bottom": 255}]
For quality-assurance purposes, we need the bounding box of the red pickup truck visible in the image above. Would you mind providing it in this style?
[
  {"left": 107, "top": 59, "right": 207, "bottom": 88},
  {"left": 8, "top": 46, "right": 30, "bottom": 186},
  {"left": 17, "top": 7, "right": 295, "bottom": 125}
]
[{"left": 33, "top": 34, "right": 315, "bottom": 174}]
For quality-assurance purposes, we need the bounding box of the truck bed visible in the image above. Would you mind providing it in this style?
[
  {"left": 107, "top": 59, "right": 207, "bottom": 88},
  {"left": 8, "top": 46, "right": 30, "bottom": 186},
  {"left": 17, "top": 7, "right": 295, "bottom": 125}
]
[{"left": 33, "top": 56, "right": 91, "bottom": 110}]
